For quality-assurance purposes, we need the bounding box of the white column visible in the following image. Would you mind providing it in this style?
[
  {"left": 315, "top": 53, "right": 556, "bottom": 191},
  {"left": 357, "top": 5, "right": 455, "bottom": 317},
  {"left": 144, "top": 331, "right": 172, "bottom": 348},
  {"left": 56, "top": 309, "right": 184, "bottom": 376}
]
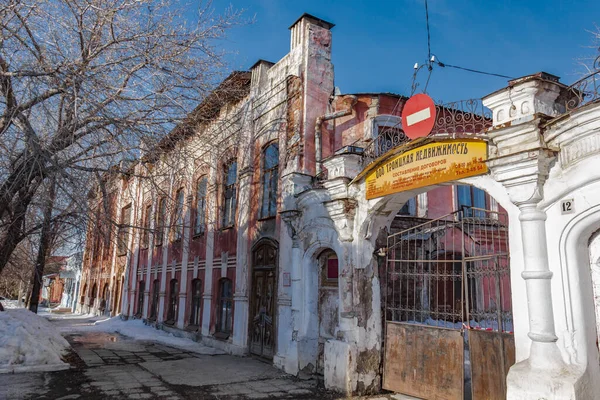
[
  {"left": 124, "top": 172, "right": 142, "bottom": 317},
  {"left": 232, "top": 168, "right": 252, "bottom": 349},
  {"left": 201, "top": 163, "right": 218, "bottom": 336},
  {"left": 158, "top": 175, "right": 174, "bottom": 323},
  {"left": 143, "top": 195, "right": 156, "bottom": 320},
  {"left": 177, "top": 176, "right": 194, "bottom": 329},
  {"left": 518, "top": 204, "right": 563, "bottom": 368}
]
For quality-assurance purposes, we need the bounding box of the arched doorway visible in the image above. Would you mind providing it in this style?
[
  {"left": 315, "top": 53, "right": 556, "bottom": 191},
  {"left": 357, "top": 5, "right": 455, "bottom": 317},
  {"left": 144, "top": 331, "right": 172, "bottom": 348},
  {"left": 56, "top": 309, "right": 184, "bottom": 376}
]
[
  {"left": 589, "top": 229, "right": 600, "bottom": 351},
  {"left": 249, "top": 240, "right": 277, "bottom": 359},
  {"left": 379, "top": 185, "right": 514, "bottom": 400},
  {"left": 101, "top": 283, "right": 109, "bottom": 314}
]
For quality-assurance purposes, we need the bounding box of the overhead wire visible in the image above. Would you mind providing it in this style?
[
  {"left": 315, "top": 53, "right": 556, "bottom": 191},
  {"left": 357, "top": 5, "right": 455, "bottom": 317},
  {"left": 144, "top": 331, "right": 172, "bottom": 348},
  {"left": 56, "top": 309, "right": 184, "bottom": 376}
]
[{"left": 410, "top": 0, "right": 515, "bottom": 97}]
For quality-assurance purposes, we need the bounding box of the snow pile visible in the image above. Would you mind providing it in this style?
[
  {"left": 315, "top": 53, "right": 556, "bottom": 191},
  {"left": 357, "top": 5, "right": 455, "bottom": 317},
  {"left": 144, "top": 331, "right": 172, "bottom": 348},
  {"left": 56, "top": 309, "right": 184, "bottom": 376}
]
[
  {"left": 0, "top": 299, "right": 22, "bottom": 310},
  {"left": 0, "top": 309, "right": 71, "bottom": 373},
  {"left": 70, "top": 317, "right": 224, "bottom": 355}
]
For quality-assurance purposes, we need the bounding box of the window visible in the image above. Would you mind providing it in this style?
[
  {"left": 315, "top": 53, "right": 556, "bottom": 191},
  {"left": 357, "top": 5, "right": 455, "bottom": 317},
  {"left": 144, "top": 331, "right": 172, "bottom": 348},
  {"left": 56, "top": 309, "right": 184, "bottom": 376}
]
[
  {"left": 217, "top": 278, "right": 233, "bottom": 335},
  {"left": 166, "top": 279, "right": 179, "bottom": 324},
  {"left": 222, "top": 161, "right": 238, "bottom": 228},
  {"left": 189, "top": 279, "right": 203, "bottom": 326},
  {"left": 194, "top": 177, "right": 208, "bottom": 235},
  {"left": 150, "top": 279, "right": 159, "bottom": 320},
  {"left": 142, "top": 204, "right": 151, "bottom": 248},
  {"left": 173, "top": 189, "right": 185, "bottom": 241},
  {"left": 398, "top": 197, "right": 417, "bottom": 216},
  {"left": 136, "top": 281, "right": 145, "bottom": 317},
  {"left": 457, "top": 185, "right": 486, "bottom": 217},
  {"left": 156, "top": 198, "right": 167, "bottom": 245},
  {"left": 320, "top": 250, "right": 339, "bottom": 287},
  {"left": 261, "top": 144, "right": 279, "bottom": 218},
  {"left": 80, "top": 283, "right": 87, "bottom": 304},
  {"left": 117, "top": 204, "right": 132, "bottom": 255}
]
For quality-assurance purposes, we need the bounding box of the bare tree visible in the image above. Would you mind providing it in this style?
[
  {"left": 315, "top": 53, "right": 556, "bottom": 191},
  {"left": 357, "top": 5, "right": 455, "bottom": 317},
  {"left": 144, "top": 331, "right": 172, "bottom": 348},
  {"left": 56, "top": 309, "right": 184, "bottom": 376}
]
[{"left": 0, "top": 0, "right": 246, "bottom": 276}]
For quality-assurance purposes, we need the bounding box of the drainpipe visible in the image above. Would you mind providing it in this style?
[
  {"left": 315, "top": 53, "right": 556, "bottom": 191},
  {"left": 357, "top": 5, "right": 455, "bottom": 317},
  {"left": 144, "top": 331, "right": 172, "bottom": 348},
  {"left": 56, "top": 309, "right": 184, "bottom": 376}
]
[{"left": 315, "top": 95, "right": 358, "bottom": 175}]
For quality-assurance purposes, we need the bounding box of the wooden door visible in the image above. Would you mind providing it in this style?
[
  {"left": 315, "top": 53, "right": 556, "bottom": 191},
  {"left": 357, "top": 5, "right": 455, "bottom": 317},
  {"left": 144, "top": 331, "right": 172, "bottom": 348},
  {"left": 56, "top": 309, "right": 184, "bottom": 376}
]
[{"left": 249, "top": 243, "right": 277, "bottom": 359}]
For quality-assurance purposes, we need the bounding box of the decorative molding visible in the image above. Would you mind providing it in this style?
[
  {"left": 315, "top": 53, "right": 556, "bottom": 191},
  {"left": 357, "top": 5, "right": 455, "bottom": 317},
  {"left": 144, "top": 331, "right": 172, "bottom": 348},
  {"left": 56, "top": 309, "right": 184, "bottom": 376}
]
[
  {"left": 560, "top": 133, "right": 600, "bottom": 169},
  {"left": 280, "top": 210, "right": 302, "bottom": 244},
  {"left": 324, "top": 199, "right": 357, "bottom": 242}
]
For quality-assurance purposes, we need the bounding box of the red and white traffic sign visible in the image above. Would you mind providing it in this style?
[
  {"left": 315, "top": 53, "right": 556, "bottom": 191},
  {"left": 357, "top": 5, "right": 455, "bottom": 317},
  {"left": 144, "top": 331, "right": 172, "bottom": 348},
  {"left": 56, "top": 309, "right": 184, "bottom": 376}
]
[{"left": 401, "top": 93, "right": 436, "bottom": 139}]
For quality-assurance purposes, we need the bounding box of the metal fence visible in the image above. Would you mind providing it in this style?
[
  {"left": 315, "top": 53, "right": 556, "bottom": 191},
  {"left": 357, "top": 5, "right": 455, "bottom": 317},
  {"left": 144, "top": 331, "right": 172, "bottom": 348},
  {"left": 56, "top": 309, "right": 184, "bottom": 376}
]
[{"left": 385, "top": 207, "right": 512, "bottom": 333}]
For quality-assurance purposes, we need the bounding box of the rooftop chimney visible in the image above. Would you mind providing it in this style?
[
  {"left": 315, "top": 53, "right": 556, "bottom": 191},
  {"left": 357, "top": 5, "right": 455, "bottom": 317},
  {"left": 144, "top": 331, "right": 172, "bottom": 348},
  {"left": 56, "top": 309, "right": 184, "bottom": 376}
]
[{"left": 289, "top": 13, "right": 334, "bottom": 51}]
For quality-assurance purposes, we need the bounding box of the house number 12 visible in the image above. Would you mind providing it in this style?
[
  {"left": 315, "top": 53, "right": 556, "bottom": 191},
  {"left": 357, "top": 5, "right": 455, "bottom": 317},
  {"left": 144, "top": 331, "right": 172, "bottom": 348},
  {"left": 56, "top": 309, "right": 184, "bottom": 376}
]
[{"left": 561, "top": 199, "right": 575, "bottom": 214}]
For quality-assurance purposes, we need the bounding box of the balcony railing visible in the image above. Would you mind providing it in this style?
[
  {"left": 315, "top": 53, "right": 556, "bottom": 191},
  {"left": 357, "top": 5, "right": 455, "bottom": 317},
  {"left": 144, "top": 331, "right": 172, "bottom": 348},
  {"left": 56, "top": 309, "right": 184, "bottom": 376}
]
[
  {"left": 566, "top": 58, "right": 600, "bottom": 112},
  {"left": 363, "top": 98, "right": 492, "bottom": 163}
]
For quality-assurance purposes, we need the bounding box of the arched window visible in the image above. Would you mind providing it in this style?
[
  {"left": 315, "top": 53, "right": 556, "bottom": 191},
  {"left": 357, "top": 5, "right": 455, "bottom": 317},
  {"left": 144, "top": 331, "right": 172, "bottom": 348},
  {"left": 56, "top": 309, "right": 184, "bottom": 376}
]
[
  {"left": 222, "top": 160, "right": 237, "bottom": 228},
  {"left": 216, "top": 278, "right": 233, "bottom": 336},
  {"left": 150, "top": 279, "right": 160, "bottom": 320},
  {"left": 142, "top": 204, "right": 152, "bottom": 248},
  {"left": 194, "top": 177, "right": 208, "bottom": 235},
  {"left": 156, "top": 197, "right": 167, "bottom": 245},
  {"left": 166, "top": 279, "right": 179, "bottom": 324},
  {"left": 173, "top": 189, "right": 185, "bottom": 241},
  {"left": 117, "top": 204, "right": 132, "bottom": 255},
  {"left": 89, "top": 283, "right": 97, "bottom": 306},
  {"left": 320, "top": 250, "right": 339, "bottom": 287},
  {"left": 80, "top": 283, "right": 87, "bottom": 304},
  {"left": 136, "top": 281, "right": 145, "bottom": 317},
  {"left": 261, "top": 143, "right": 279, "bottom": 218},
  {"left": 100, "top": 283, "right": 109, "bottom": 311},
  {"left": 189, "top": 279, "right": 203, "bottom": 326}
]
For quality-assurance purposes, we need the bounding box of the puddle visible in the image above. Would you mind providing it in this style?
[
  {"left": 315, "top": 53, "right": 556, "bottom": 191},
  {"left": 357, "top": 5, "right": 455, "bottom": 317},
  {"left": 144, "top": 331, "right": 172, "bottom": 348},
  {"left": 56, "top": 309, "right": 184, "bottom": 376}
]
[{"left": 69, "top": 332, "right": 124, "bottom": 347}]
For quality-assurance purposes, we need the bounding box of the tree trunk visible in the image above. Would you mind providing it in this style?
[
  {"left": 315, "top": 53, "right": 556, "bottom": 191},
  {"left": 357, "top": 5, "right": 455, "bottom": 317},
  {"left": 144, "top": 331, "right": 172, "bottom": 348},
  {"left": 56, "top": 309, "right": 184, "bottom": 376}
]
[
  {"left": 28, "top": 178, "right": 56, "bottom": 313},
  {"left": 18, "top": 280, "right": 24, "bottom": 307}
]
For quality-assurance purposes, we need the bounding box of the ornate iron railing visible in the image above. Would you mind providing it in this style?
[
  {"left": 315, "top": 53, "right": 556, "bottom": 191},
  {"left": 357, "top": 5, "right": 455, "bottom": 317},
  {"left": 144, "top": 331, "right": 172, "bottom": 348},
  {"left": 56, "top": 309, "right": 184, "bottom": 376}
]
[
  {"left": 431, "top": 99, "right": 492, "bottom": 137},
  {"left": 363, "top": 98, "right": 492, "bottom": 163},
  {"left": 363, "top": 127, "right": 409, "bottom": 159},
  {"left": 566, "top": 56, "right": 600, "bottom": 112}
]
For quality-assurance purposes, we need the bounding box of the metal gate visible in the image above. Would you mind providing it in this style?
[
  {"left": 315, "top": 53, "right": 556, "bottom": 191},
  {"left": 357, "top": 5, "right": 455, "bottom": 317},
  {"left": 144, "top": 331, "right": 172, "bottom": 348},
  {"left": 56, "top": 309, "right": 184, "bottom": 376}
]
[{"left": 382, "top": 207, "right": 514, "bottom": 400}]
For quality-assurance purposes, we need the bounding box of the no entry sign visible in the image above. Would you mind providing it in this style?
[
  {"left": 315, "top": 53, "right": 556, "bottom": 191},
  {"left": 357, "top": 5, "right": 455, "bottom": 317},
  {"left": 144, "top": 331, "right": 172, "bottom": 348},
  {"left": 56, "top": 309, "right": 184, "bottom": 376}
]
[{"left": 402, "top": 94, "right": 436, "bottom": 139}]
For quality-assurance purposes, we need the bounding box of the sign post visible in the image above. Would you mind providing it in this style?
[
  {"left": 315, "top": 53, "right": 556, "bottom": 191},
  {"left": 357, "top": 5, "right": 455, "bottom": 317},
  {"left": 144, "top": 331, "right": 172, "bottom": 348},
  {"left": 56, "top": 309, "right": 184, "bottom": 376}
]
[{"left": 402, "top": 94, "right": 436, "bottom": 139}]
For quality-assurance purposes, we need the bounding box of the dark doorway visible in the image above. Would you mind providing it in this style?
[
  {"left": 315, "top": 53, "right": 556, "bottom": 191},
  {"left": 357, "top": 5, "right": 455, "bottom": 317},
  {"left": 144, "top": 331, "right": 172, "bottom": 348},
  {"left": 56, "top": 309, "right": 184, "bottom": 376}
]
[{"left": 249, "top": 242, "right": 277, "bottom": 359}]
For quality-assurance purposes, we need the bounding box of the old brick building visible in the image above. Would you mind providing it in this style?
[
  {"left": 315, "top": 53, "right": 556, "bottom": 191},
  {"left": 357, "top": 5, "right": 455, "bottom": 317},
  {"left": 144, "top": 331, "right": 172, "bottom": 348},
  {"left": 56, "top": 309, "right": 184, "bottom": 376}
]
[{"left": 80, "top": 12, "right": 600, "bottom": 400}]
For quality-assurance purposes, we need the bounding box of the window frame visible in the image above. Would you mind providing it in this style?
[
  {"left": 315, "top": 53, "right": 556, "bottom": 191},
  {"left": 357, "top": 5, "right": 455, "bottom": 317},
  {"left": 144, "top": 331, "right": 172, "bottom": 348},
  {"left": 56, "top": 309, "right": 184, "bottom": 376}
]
[
  {"left": 194, "top": 177, "right": 208, "bottom": 236},
  {"left": 155, "top": 197, "right": 167, "bottom": 246},
  {"left": 320, "top": 250, "right": 339, "bottom": 287},
  {"left": 216, "top": 278, "right": 233, "bottom": 337},
  {"left": 222, "top": 160, "right": 238, "bottom": 229},
  {"left": 457, "top": 185, "right": 487, "bottom": 217},
  {"left": 172, "top": 188, "right": 185, "bottom": 242},
  {"left": 117, "top": 203, "right": 132, "bottom": 255},
  {"left": 166, "top": 278, "right": 179, "bottom": 324},
  {"left": 141, "top": 203, "right": 152, "bottom": 249},
  {"left": 398, "top": 197, "right": 417, "bottom": 216},
  {"left": 260, "top": 143, "right": 279, "bottom": 219},
  {"left": 149, "top": 279, "right": 160, "bottom": 320},
  {"left": 188, "top": 278, "right": 203, "bottom": 327},
  {"left": 136, "top": 280, "right": 145, "bottom": 317}
]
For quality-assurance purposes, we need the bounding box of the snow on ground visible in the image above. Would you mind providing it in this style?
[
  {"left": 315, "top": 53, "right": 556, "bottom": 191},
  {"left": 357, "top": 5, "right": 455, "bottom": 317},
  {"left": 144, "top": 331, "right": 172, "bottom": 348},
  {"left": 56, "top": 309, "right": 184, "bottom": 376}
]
[
  {"left": 1, "top": 299, "right": 22, "bottom": 310},
  {"left": 65, "top": 316, "right": 225, "bottom": 355},
  {"left": 0, "top": 308, "right": 71, "bottom": 374}
]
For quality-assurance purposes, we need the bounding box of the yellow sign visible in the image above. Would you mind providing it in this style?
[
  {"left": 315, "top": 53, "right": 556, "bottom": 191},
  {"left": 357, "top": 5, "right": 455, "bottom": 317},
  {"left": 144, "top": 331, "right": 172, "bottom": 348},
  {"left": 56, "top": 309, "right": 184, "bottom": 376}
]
[{"left": 365, "top": 139, "right": 488, "bottom": 200}]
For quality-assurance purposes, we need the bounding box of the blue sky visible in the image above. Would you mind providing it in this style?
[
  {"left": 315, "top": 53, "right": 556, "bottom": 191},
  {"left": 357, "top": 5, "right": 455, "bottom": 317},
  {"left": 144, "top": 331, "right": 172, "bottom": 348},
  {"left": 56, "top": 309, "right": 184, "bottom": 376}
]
[{"left": 212, "top": 0, "right": 600, "bottom": 102}]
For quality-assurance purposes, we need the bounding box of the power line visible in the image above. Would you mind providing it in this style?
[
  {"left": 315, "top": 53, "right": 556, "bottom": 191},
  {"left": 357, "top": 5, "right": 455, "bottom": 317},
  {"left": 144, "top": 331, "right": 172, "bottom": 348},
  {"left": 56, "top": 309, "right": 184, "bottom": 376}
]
[
  {"left": 410, "top": 0, "right": 514, "bottom": 95},
  {"left": 425, "top": 0, "right": 432, "bottom": 63},
  {"left": 434, "top": 59, "right": 515, "bottom": 79}
]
